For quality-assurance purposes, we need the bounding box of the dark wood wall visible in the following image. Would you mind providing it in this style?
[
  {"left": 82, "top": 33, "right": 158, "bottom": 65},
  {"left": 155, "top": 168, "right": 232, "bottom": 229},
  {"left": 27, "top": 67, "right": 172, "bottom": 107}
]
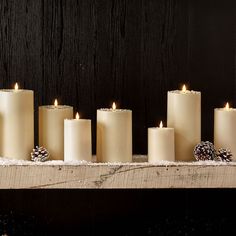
[{"left": 0, "top": 0, "right": 235, "bottom": 154}]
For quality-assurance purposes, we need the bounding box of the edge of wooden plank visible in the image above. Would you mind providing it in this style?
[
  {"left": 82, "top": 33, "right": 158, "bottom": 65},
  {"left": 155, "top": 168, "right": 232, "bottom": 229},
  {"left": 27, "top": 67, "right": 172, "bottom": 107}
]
[{"left": 0, "top": 156, "right": 235, "bottom": 189}]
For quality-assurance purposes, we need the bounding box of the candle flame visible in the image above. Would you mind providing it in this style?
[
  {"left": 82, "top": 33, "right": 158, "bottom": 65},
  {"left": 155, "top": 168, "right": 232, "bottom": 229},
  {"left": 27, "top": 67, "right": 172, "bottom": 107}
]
[
  {"left": 225, "top": 102, "right": 230, "bottom": 110},
  {"left": 159, "top": 121, "right": 163, "bottom": 128},
  {"left": 182, "top": 84, "right": 187, "bottom": 92},
  {"left": 54, "top": 99, "right": 58, "bottom": 107},
  {"left": 14, "top": 83, "right": 19, "bottom": 90},
  {"left": 76, "top": 112, "right": 80, "bottom": 120},
  {"left": 112, "top": 102, "right": 116, "bottom": 110}
]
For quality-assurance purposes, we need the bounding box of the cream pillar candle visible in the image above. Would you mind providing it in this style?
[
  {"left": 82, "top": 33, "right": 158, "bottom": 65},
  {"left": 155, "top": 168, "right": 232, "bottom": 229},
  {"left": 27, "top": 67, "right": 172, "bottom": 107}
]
[
  {"left": 39, "top": 99, "right": 73, "bottom": 160},
  {"left": 64, "top": 112, "right": 92, "bottom": 162},
  {"left": 97, "top": 102, "right": 132, "bottom": 162},
  {"left": 167, "top": 85, "right": 201, "bottom": 161},
  {"left": 148, "top": 121, "right": 175, "bottom": 162},
  {"left": 0, "top": 83, "right": 34, "bottom": 160},
  {"left": 214, "top": 102, "right": 236, "bottom": 160}
]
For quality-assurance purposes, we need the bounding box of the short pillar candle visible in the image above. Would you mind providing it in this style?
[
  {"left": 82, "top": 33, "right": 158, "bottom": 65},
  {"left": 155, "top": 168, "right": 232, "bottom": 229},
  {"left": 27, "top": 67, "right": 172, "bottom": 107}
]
[
  {"left": 214, "top": 102, "right": 236, "bottom": 160},
  {"left": 39, "top": 99, "right": 73, "bottom": 160},
  {"left": 148, "top": 121, "right": 175, "bottom": 162},
  {"left": 167, "top": 85, "right": 201, "bottom": 161},
  {"left": 64, "top": 112, "right": 92, "bottom": 162},
  {"left": 97, "top": 102, "right": 132, "bottom": 162},
  {"left": 0, "top": 83, "right": 34, "bottom": 160}
]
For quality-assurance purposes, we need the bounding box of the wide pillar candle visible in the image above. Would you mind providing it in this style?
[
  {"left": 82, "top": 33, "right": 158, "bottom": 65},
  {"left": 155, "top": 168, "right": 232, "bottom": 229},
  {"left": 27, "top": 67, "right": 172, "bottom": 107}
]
[
  {"left": 214, "top": 103, "right": 236, "bottom": 160},
  {"left": 39, "top": 101, "right": 73, "bottom": 160},
  {"left": 64, "top": 113, "right": 92, "bottom": 162},
  {"left": 97, "top": 103, "right": 132, "bottom": 162},
  {"left": 0, "top": 85, "right": 34, "bottom": 160},
  {"left": 148, "top": 122, "right": 175, "bottom": 162},
  {"left": 167, "top": 86, "right": 201, "bottom": 161}
]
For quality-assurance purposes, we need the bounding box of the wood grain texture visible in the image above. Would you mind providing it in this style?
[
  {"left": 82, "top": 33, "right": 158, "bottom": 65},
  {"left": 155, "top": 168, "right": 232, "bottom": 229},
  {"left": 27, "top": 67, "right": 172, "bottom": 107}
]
[
  {"left": 0, "top": 0, "right": 235, "bottom": 154},
  {"left": 0, "top": 156, "right": 236, "bottom": 189}
]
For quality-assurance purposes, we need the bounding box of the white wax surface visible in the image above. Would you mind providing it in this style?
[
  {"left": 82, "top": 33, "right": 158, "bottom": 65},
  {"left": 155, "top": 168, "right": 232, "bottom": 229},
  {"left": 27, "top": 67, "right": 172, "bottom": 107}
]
[
  {"left": 64, "top": 119, "right": 92, "bottom": 161},
  {"left": 97, "top": 109, "right": 132, "bottom": 162},
  {"left": 148, "top": 127, "right": 175, "bottom": 162},
  {"left": 214, "top": 108, "right": 236, "bottom": 160},
  {"left": 0, "top": 89, "right": 34, "bottom": 160},
  {"left": 167, "top": 90, "right": 201, "bottom": 161},
  {"left": 39, "top": 105, "right": 73, "bottom": 160}
]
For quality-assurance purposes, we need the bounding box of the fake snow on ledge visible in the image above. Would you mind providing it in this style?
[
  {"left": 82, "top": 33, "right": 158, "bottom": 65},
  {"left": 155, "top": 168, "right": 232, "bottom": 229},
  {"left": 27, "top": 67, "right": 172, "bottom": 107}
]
[{"left": 0, "top": 155, "right": 234, "bottom": 166}]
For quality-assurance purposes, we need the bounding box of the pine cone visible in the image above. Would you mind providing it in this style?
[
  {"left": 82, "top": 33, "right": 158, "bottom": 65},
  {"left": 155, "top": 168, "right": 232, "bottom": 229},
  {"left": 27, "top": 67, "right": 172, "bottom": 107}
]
[
  {"left": 215, "top": 148, "right": 233, "bottom": 162},
  {"left": 193, "top": 141, "right": 216, "bottom": 161},
  {"left": 31, "top": 146, "right": 50, "bottom": 162}
]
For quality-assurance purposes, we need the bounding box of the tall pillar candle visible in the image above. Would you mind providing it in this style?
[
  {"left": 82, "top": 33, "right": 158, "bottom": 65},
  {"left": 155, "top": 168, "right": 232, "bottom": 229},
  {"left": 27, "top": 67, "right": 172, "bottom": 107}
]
[
  {"left": 167, "top": 85, "right": 201, "bottom": 161},
  {"left": 0, "top": 83, "right": 34, "bottom": 160},
  {"left": 39, "top": 100, "right": 73, "bottom": 160},
  {"left": 97, "top": 103, "right": 132, "bottom": 162},
  {"left": 214, "top": 103, "right": 236, "bottom": 160},
  {"left": 64, "top": 112, "right": 92, "bottom": 162},
  {"left": 148, "top": 121, "right": 175, "bottom": 162}
]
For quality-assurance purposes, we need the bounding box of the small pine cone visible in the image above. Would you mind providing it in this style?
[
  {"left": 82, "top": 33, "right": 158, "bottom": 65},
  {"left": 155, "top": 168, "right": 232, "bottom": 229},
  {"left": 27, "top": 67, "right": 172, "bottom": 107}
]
[
  {"left": 215, "top": 148, "right": 233, "bottom": 162},
  {"left": 193, "top": 141, "right": 216, "bottom": 161},
  {"left": 31, "top": 146, "right": 50, "bottom": 162}
]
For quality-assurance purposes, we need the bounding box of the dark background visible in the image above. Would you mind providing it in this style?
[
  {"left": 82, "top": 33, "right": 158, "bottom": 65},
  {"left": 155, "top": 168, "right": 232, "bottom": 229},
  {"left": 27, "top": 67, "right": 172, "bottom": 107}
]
[{"left": 0, "top": 0, "right": 235, "bottom": 235}]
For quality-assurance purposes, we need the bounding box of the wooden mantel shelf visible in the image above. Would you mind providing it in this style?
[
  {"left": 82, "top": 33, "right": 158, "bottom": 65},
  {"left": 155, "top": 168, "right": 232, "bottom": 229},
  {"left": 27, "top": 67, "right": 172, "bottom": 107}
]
[{"left": 0, "top": 156, "right": 235, "bottom": 189}]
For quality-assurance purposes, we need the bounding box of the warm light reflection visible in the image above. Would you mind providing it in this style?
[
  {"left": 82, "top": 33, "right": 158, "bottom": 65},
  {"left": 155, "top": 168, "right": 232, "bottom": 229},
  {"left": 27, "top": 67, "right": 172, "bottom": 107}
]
[
  {"left": 54, "top": 99, "right": 58, "bottom": 107},
  {"left": 225, "top": 102, "right": 230, "bottom": 110},
  {"left": 14, "top": 83, "right": 19, "bottom": 90},
  {"left": 76, "top": 112, "right": 80, "bottom": 120},
  {"left": 182, "top": 84, "right": 187, "bottom": 92},
  {"left": 112, "top": 102, "right": 116, "bottom": 110},
  {"left": 159, "top": 121, "right": 163, "bottom": 128}
]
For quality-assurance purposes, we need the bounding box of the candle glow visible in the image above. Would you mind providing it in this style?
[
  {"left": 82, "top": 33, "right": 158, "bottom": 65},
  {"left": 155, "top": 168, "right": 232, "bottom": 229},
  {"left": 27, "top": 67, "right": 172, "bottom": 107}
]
[
  {"left": 54, "top": 99, "right": 58, "bottom": 107},
  {"left": 182, "top": 84, "right": 187, "bottom": 92},
  {"left": 225, "top": 102, "right": 230, "bottom": 110},
  {"left": 112, "top": 102, "right": 116, "bottom": 110},
  {"left": 76, "top": 112, "right": 80, "bottom": 120},
  {"left": 14, "top": 83, "right": 19, "bottom": 91},
  {"left": 159, "top": 121, "right": 163, "bottom": 128}
]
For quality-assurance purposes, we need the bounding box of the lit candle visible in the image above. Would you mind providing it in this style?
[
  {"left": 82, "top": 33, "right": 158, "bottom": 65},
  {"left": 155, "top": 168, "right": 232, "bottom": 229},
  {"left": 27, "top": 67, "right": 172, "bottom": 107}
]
[
  {"left": 64, "top": 112, "right": 92, "bottom": 162},
  {"left": 97, "top": 102, "right": 132, "bottom": 162},
  {"left": 148, "top": 121, "right": 175, "bottom": 162},
  {"left": 39, "top": 99, "right": 73, "bottom": 160},
  {"left": 0, "top": 83, "right": 34, "bottom": 160},
  {"left": 167, "top": 85, "right": 201, "bottom": 161},
  {"left": 214, "top": 102, "right": 236, "bottom": 160}
]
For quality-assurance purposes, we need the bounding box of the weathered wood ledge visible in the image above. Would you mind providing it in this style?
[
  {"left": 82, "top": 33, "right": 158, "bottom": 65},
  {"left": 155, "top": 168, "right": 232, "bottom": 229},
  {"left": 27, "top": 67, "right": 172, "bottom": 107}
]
[{"left": 0, "top": 155, "right": 235, "bottom": 189}]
